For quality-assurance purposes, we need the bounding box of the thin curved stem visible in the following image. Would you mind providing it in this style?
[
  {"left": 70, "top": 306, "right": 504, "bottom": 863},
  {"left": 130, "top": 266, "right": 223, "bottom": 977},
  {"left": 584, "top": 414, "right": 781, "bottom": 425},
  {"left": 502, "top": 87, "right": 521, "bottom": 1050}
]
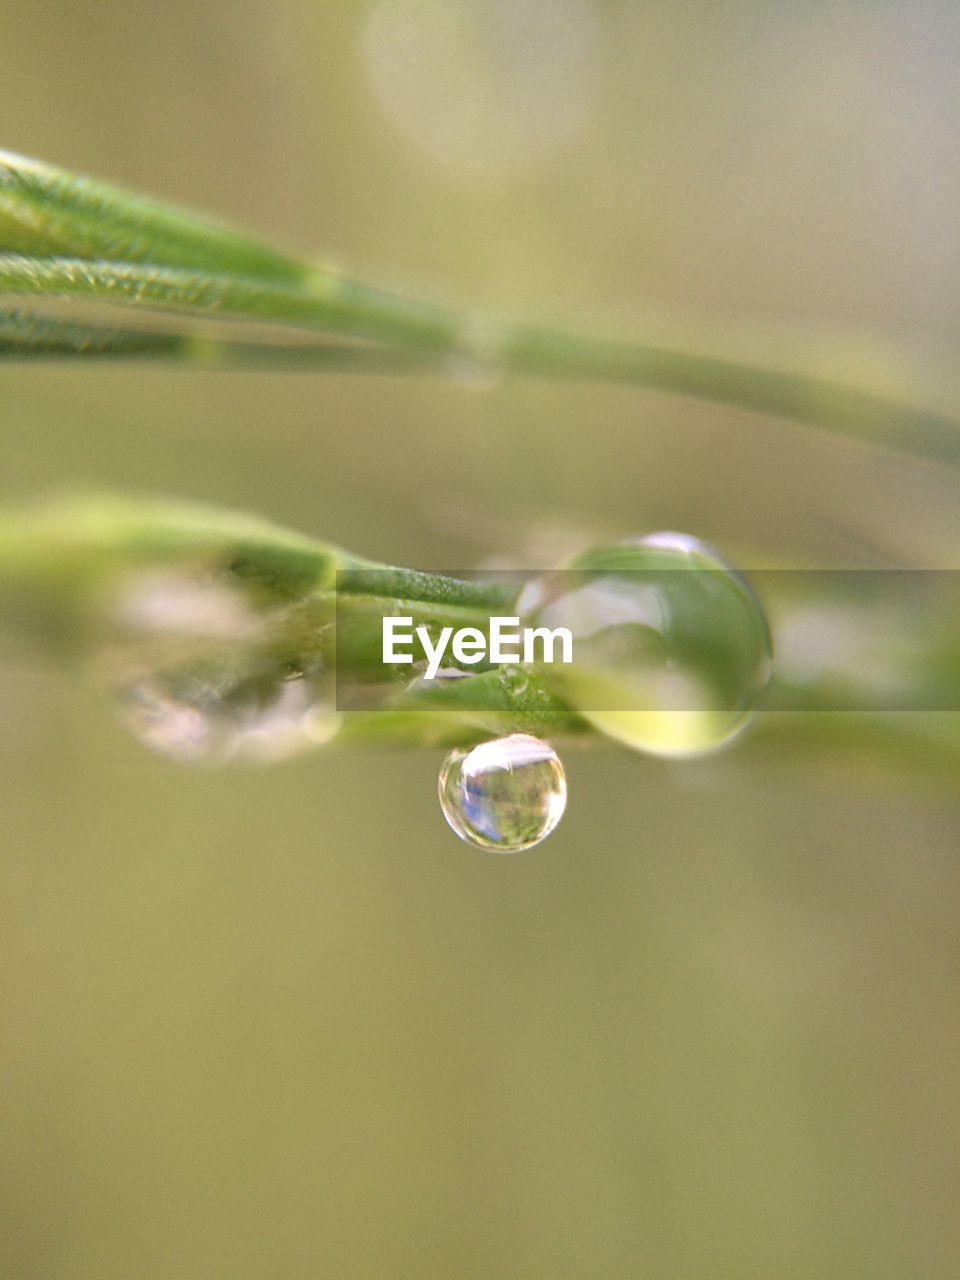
[
  {"left": 2, "top": 254, "right": 957, "bottom": 466},
  {"left": 0, "top": 142, "right": 957, "bottom": 464}
]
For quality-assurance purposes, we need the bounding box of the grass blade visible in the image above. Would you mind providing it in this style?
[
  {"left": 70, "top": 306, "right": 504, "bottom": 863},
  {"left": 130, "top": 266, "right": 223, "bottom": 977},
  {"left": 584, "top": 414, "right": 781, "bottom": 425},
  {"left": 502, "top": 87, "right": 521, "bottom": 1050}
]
[
  {"left": 0, "top": 148, "right": 311, "bottom": 281},
  {"left": 2, "top": 148, "right": 959, "bottom": 466}
]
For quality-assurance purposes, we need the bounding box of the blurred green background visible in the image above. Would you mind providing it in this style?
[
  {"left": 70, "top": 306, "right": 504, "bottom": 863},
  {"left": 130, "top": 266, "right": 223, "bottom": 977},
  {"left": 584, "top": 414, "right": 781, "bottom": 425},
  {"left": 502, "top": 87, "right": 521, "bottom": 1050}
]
[{"left": 1, "top": 1, "right": 959, "bottom": 1276}]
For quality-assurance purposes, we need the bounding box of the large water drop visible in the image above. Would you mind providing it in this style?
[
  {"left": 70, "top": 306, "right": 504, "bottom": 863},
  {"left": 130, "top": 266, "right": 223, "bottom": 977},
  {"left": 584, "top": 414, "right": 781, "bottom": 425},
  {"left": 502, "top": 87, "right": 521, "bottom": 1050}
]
[
  {"left": 517, "top": 532, "right": 772, "bottom": 757},
  {"left": 95, "top": 565, "right": 340, "bottom": 764}
]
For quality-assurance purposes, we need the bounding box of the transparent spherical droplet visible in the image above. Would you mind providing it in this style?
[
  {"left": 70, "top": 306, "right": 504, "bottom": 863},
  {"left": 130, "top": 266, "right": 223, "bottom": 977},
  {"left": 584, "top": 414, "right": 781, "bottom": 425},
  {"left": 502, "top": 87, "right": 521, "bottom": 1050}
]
[
  {"left": 438, "top": 733, "right": 566, "bottom": 852},
  {"left": 517, "top": 532, "right": 772, "bottom": 758},
  {"left": 94, "top": 565, "right": 340, "bottom": 764}
]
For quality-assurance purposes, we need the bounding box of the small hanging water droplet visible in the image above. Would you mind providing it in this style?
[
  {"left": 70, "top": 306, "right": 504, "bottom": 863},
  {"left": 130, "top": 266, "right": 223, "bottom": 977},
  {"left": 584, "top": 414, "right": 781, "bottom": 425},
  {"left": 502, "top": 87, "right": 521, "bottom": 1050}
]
[
  {"left": 438, "top": 733, "right": 567, "bottom": 852},
  {"left": 516, "top": 532, "right": 772, "bottom": 758}
]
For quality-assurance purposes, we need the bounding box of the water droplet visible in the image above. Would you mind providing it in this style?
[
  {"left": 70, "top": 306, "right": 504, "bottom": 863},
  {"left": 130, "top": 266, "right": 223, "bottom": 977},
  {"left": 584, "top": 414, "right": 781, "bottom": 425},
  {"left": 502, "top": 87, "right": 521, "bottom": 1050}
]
[
  {"left": 94, "top": 565, "right": 340, "bottom": 764},
  {"left": 500, "top": 664, "right": 530, "bottom": 695},
  {"left": 517, "top": 532, "right": 772, "bottom": 758},
  {"left": 116, "top": 664, "right": 340, "bottom": 764},
  {"left": 438, "top": 733, "right": 566, "bottom": 852}
]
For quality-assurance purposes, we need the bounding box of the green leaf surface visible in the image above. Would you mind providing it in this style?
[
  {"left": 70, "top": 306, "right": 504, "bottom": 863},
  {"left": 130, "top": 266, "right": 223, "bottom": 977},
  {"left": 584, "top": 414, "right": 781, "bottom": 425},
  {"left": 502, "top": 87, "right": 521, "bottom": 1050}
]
[{"left": 0, "top": 148, "right": 311, "bottom": 281}]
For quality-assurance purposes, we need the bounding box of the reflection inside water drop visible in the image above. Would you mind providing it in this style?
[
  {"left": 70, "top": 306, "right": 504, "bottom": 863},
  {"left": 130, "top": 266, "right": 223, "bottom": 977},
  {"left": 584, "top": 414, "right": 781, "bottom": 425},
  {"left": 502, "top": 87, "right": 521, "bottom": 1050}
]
[
  {"left": 118, "top": 666, "right": 340, "bottom": 764},
  {"left": 94, "top": 564, "right": 340, "bottom": 764},
  {"left": 516, "top": 531, "right": 772, "bottom": 758},
  {"left": 438, "top": 733, "right": 566, "bottom": 852}
]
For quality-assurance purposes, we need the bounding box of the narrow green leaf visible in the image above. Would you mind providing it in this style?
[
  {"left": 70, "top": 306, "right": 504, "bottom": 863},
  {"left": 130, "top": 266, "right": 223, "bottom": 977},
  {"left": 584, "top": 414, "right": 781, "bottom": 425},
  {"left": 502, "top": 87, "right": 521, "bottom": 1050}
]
[
  {"left": 0, "top": 148, "right": 311, "bottom": 282},
  {"left": 0, "top": 305, "right": 183, "bottom": 358},
  {"left": 2, "top": 148, "right": 959, "bottom": 467},
  {"left": 0, "top": 254, "right": 458, "bottom": 348}
]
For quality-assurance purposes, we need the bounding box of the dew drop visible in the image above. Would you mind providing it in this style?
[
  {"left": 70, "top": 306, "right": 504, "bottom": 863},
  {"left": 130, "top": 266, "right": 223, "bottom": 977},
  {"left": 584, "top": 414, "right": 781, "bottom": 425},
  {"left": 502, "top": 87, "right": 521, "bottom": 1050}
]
[
  {"left": 517, "top": 532, "right": 772, "bottom": 758},
  {"left": 438, "top": 733, "right": 566, "bottom": 852},
  {"left": 94, "top": 565, "right": 340, "bottom": 764},
  {"left": 500, "top": 664, "right": 530, "bottom": 695},
  {"left": 116, "top": 664, "right": 340, "bottom": 765}
]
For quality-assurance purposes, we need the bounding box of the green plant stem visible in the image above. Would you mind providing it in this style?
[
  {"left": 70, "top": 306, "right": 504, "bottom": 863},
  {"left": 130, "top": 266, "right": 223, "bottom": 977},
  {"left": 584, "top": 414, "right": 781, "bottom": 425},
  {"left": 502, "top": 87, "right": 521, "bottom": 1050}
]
[
  {"left": 0, "top": 143, "right": 958, "bottom": 463},
  {"left": 0, "top": 256, "right": 459, "bottom": 349},
  {"left": 1, "top": 494, "right": 959, "bottom": 773},
  {"left": 4, "top": 267, "right": 957, "bottom": 463}
]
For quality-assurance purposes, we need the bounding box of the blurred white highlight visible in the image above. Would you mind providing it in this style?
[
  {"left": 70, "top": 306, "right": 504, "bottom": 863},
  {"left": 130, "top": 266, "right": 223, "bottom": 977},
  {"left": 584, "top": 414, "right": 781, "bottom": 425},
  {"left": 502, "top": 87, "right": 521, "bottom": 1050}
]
[{"left": 361, "top": 0, "right": 600, "bottom": 176}]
